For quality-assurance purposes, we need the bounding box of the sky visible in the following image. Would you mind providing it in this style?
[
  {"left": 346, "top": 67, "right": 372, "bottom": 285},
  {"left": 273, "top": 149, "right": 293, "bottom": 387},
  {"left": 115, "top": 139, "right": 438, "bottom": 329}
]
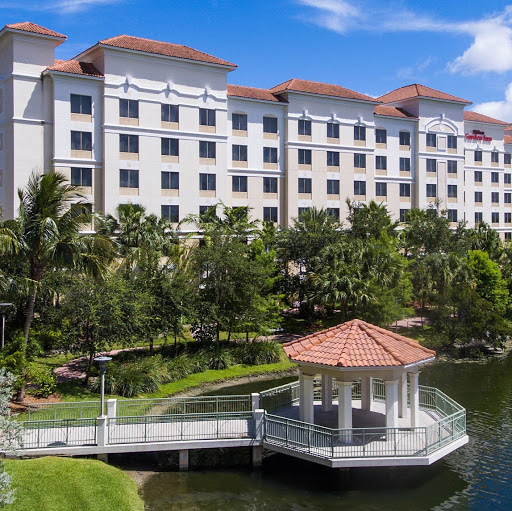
[{"left": 2, "top": 0, "right": 512, "bottom": 120}]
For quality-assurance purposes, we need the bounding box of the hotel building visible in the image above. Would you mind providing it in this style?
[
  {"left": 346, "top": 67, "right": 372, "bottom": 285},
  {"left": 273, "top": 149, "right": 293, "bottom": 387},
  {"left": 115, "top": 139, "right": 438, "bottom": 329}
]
[{"left": 1, "top": 22, "right": 512, "bottom": 237}]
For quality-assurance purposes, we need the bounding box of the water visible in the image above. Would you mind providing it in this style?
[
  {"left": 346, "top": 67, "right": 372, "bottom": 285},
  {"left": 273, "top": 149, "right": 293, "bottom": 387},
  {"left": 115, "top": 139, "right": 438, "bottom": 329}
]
[{"left": 142, "top": 354, "right": 512, "bottom": 510}]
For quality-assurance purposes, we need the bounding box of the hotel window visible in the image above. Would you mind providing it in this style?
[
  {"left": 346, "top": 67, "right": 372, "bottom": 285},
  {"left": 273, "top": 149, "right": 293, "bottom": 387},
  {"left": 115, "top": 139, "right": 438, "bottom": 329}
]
[
  {"left": 400, "top": 209, "right": 409, "bottom": 222},
  {"left": 505, "top": 153, "right": 512, "bottom": 165},
  {"left": 199, "top": 173, "right": 216, "bottom": 191},
  {"left": 354, "top": 153, "right": 366, "bottom": 168},
  {"left": 199, "top": 205, "right": 216, "bottom": 217},
  {"left": 120, "top": 169, "right": 139, "bottom": 188},
  {"left": 232, "top": 113, "right": 247, "bottom": 131},
  {"left": 119, "top": 99, "right": 138, "bottom": 119},
  {"left": 475, "top": 171, "right": 482, "bottom": 183},
  {"left": 161, "top": 104, "right": 179, "bottom": 123},
  {"left": 327, "top": 208, "right": 340, "bottom": 219},
  {"left": 161, "top": 205, "right": 179, "bottom": 223},
  {"left": 375, "top": 182, "right": 387, "bottom": 197},
  {"left": 492, "top": 192, "right": 499, "bottom": 203},
  {"left": 491, "top": 172, "right": 499, "bottom": 183},
  {"left": 447, "top": 160, "right": 457, "bottom": 174},
  {"left": 426, "top": 133, "right": 437, "bottom": 147},
  {"left": 327, "top": 122, "right": 339, "bottom": 139},
  {"left": 506, "top": 173, "right": 512, "bottom": 184},
  {"left": 71, "top": 131, "right": 92, "bottom": 151},
  {"left": 354, "top": 180, "right": 366, "bottom": 196},
  {"left": 447, "top": 135, "right": 457, "bottom": 149},
  {"left": 199, "top": 108, "right": 216, "bottom": 126},
  {"left": 298, "top": 149, "right": 312, "bottom": 165},
  {"left": 263, "top": 177, "right": 277, "bottom": 194},
  {"left": 506, "top": 193, "right": 512, "bottom": 204},
  {"left": 492, "top": 212, "right": 500, "bottom": 223},
  {"left": 70, "top": 94, "right": 92, "bottom": 115},
  {"left": 354, "top": 125, "right": 366, "bottom": 141},
  {"left": 298, "top": 207, "right": 310, "bottom": 218},
  {"left": 475, "top": 212, "right": 483, "bottom": 223},
  {"left": 399, "top": 131, "right": 410, "bottom": 146},
  {"left": 71, "top": 168, "right": 92, "bottom": 187},
  {"left": 263, "top": 116, "right": 278, "bottom": 133},
  {"left": 199, "top": 141, "right": 216, "bottom": 159},
  {"left": 161, "top": 138, "right": 179, "bottom": 156},
  {"left": 475, "top": 191, "right": 482, "bottom": 203},
  {"left": 232, "top": 144, "right": 248, "bottom": 162},
  {"left": 447, "top": 209, "right": 457, "bottom": 222},
  {"left": 263, "top": 207, "right": 278, "bottom": 223},
  {"left": 491, "top": 152, "right": 499, "bottom": 163},
  {"left": 426, "top": 184, "right": 437, "bottom": 197},
  {"left": 298, "top": 119, "right": 311, "bottom": 136},
  {"left": 474, "top": 150, "right": 483, "bottom": 162},
  {"left": 376, "top": 156, "right": 387, "bottom": 170},
  {"left": 298, "top": 177, "right": 312, "bottom": 194},
  {"left": 400, "top": 157, "right": 411, "bottom": 172},
  {"left": 327, "top": 179, "right": 339, "bottom": 195},
  {"left": 264, "top": 147, "right": 278, "bottom": 163},
  {"left": 506, "top": 213, "right": 512, "bottom": 224},
  {"left": 506, "top": 232, "right": 512, "bottom": 240},
  {"left": 232, "top": 176, "right": 248, "bottom": 192},
  {"left": 327, "top": 151, "right": 340, "bottom": 167},
  {"left": 448, "top": 185, "right": 457, "bottom": 198},
  {"left": 376, "top": 129, "right": 387, "bottom": 144},
  {"left": 119, "top": 134, "right": 138, "bottom": 153},
  {"left": 161, "top": 171, "right": 179, "bottom": 190},
  {"left": 400, "top": 183, "right": 410, "bottom": 197},
  {"left": 426, "top": 159, "right": 436, "bottom": 172}
]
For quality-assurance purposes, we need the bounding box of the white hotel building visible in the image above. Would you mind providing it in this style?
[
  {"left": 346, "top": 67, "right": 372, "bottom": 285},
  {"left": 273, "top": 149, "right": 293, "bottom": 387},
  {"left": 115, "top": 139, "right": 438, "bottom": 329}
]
[{"left": 1, "top": 22, "right": 512, "bottom": 237}]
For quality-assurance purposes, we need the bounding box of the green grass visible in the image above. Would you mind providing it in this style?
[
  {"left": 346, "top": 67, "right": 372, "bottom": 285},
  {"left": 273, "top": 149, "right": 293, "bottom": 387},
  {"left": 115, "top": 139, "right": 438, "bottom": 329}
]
[{"left": 4, "top": 457, "right": 143, "bottom": 511}]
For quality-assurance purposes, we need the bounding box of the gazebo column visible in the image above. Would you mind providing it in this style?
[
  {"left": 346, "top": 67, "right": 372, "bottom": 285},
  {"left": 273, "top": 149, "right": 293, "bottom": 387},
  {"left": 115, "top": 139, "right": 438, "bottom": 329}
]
[
  {"left": 302, "top": 374, "right": 315, "bottom": 424},
  {"left": 361, "top": 376, "right": 373, "bottom": 411},
  {"left": 336, "top": 380, "right": 353, "bottom": 442},
  {"left": 384, "top": 379, "right": 399, "bottom": 429},
  {"left": 398, "top": 373, "right": 408, "bottom": 419},
  {"left": 408, "top": 372, "right": 420, "bottom": 427},
  {"left": 321, "top": 374, "right": 333, "bottom": 412},
  {"left": 299, "top": 370, "right": 305, "bottom": 421}
]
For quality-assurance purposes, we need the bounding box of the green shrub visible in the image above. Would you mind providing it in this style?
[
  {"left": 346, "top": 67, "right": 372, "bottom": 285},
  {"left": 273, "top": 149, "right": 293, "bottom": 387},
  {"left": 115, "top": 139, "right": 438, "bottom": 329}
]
[
  {"left": 26, "top": 364, "right": 57, "bottom": 398},
  {"left": 166, "top": 355, "right": 195, "bottom": 381},
  {"left": 233, "top": 341, "right": 282, "bottom": 365},
  {"left": 199, "top": 344, "right": 233, "bottom": 370}
]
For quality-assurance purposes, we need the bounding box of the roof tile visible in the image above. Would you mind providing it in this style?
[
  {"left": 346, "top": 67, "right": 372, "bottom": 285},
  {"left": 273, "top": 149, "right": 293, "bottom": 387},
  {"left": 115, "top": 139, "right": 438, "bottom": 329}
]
[
  {"left": 46, "top": 59, "right": 103, "bottom": 77},
  {"left": 5, "top": 21, "right": 66, "bottom": 39},
  {"left": 464, "top": 110, "right": 509, "bottom": 125},
  {"left": 374, "top": 105, "right": 416, "bottom": 119},
  {"left": 378, "top": 83, "right": 471, "bottom": 105},
  {"left": 227, "top": 84, "right": 285, "bottom": 103}
]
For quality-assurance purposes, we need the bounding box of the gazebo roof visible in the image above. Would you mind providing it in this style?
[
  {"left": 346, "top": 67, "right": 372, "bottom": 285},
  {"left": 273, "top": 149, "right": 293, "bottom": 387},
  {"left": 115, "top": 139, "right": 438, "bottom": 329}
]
[{"left": 283, "top": 319, "right": 435, "bottom": 368}]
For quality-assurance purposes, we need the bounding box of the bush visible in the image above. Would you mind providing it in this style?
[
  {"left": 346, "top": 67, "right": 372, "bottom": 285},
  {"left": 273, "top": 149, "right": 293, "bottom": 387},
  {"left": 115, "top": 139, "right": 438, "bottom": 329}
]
[
  {"left": 233, "top": 341, "right": 282, "bottom": 365},
  {"left": 166, "top": 355, "right": 196, "bottom": 381},
  {"left": 26, "top": 364, "right": 57, "bottom": 398},
  {"left": 199, "top": 344, "right": 233, "bottom": 370}
]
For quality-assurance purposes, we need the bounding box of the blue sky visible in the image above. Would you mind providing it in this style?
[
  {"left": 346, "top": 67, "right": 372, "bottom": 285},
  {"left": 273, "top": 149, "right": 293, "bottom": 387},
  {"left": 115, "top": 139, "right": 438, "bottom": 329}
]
[{"left": 2, "top": 0, "right": 512, "bottom": 119}]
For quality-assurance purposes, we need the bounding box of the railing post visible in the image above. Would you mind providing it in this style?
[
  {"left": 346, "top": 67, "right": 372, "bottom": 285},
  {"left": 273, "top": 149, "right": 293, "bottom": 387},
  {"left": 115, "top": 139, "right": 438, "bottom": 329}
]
[
  {"left": 251, "top": 393, "right": 260, "bottom": 411},
  {"left": 107, "top": 399, "right": 117, "bottom": 425},
  {"left": 97, "top": 417, "right": 107, "bottom": 447},
  {"left": 253, "top": 409, "right": 264, "bottom": 441}
]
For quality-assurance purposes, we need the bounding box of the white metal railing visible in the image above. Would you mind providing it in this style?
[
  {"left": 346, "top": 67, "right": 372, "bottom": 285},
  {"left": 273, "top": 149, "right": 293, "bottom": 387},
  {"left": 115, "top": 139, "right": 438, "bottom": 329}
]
[
  {"left": 23, "top": 401, "right": 100, "bottom": 422},
  {"left": 21, "top": 418, "right": 97, "bottom": 449}
]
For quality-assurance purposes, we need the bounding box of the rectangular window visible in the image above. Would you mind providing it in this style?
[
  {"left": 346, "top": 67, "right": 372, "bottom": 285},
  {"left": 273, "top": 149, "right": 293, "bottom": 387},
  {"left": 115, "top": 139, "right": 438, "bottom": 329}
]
[
  {"left": 354, "top": 125, "right": 366, "bottom": 141},
  {"left": 448, "top": 185, "right": 457, "bottom": 198},
  {"left": 426, "top": 184, "right": 437, "bottom": 197},
  {"left": 298, "top": 149, "right": 312, "bottom": 165},
  {"left": 327, "top": 122, "right": 339, "bottom": 139},
  {"left": 447, "top": 135, "right": 457, "bottom": 149},
  {"left": 505, "top": 153, "right": 511, "bottom": 165},
  {"left": 71, "top": 131, "right": 92, "bottom": 151},
  {"left": 506, "top": 232, "right": 512, "bottom": 240},
  {"left": 492, "top": 172, "right": 499, "bottom": 183},
  {"left": 376, "top": 129, "right": 387, "bottom": 144},
  {"left": 505, "top": 193, "right": 511, "bottom": 204},
  {"left": 327, "top": 179, "right": 340, "bottom": 195},
  {"left": 399, "top": 131, "right": 410, "bottom": 146},
  {"left": 492, "top": 212, "right": 500, "bottom": 223},
  {"left": 448, "top": 160, "right": 457, "bottom": 174},
  {"left": 119, "top": 99, "right": 138, "bottom": 118},
  {"left": 119, "top": 134, "right": 138, "bottom": 153},
  {"left": 71, "top": 167, "right": 92, "bottom": 187},
  {"left": 400, "top": 183, "right": 410, "bottom": 197},
  {"left": 505, "top": 173, "right": 511, "bottom": 184},
  {"left": 199, "top": 205, "right": 215, "bottom": 217},
  {"left": 475, "top": 171, "right": 483, "bottom": 183},
  {"left": 354, "top": 153, "right": 366, "bottom": 168},
  {"left": 426, "top": 133, "right": 437, "bottom": 147},
  {"left": 492, "top": 152, "right": 499, "bottom": 163},
  {"left": 354, "top": 180, "right": 366, "bottom": 196},
  {"left": 492, "top": 192, "right": 500, "bottom": 203},
  {"left": 327, "top": 151, "right": 340, "bottom": 167},
  {"left": 506, "top": 213, "right": 512, "bottom": 224},
  {"left": 199, "top": 108, "right": 216, "bottom": 126},
  {"left": 232, "top": 144, "right": 248, "bottom": 162},
  {"left": 376, "top": 155, "right": 387, "bottom": 170},
  {"left": 475, "top": 150, "right": 483, "bottom": 162},
  {"left": 161, "top": 138, "right": 179, "bottom": 156},
  {"left": 263, "top": 177, "right": 278, "bottom": 194},
  {"left": 475, "top": 212, "right": 483, "bottom": 223},
  {"left": 447, "top": 209, "right": 457, "bottom": 222},
  {"left": 400, "top": 209, "right": 409, "bottom": 222},
  {"left": 475, "top": 191, "right": 483, "bottom": 203},
  {"left": 263, "top": 207, "right": 278, "bottom": 223},
  {"left": 232, "top": 176, "right": 247, "bottom": 192},
  {"left": 426, "top": 159, "right": 436, "bottom": 172},
  {"left": 298, "top": 119, "right": 311, "bottom": 136},
  {"left": 161, "top": 205, "right": 179, "bottom": 223},
  {"left": 264, "top": 147, "right": 278, "bottom": 163},
  {"left": 376, "top": 182, "right": 387, "bottom": 197},
  {"left": 161, "top": 171, "right": 179, "bottom": 190},
  {"left": 161, "top": 104, "right": 179, "bottom": 123},
  {"left": 70, "top": 94, "right": 92, "bottom": 115},
  {"left": 232, "top": 113, "right": 247, "bottom": 131},
  {"left": 298, "top": 177, "right": 312, "bottom": 194},
  {"left": 199, "top": 173, "right": 216, "bottom": 191},
  {"left": 120, "top": 169, "right": 139, "bottom": 188},
  {"left": 298, "top": 207, "right": 310, "bottom": 218},
  {"left": 327, "top": 208, "right": 340, "bottom": 219},
  {"left": 263, "top": 116, "right": 278, "bottom": 133},
  {"left": 199, "top": 141, "right": 216, "bottom": 159},
  {"left": 400, "top": 157, "right": 411, "bottom": 172}
]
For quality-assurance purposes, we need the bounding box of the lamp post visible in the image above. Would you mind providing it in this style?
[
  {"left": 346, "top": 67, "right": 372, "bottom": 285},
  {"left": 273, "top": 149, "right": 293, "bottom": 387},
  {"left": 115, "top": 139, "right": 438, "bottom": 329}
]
[
  {"left": 0, "top": 303, "right": 13, "bottom": 351},
  {"left": 94, "top": 356, "right": 112, "bottom": 417}
]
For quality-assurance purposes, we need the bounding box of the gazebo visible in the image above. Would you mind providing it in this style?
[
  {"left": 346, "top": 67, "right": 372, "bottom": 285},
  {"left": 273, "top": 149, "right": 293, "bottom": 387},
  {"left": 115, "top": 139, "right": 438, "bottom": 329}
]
[{"left": 282, "top": 319, "right": 436, "bottom": 433}]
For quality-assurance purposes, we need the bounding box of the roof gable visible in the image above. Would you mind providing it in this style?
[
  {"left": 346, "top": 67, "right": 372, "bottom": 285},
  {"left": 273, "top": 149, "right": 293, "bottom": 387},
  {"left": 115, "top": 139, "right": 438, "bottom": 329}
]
[
  {"left": 374, "top": 105, "right": 416, "bottom": 119},
  {"left": 464, "top": 110, "right": 509, "bottom": 125},
  {"left": 378, "top": 84, "right": 471, "bottom": 105},
  {"left": 4, "top": 22, "right": 66, "bottom": 39},
  {"left": 46, "top": 59, "right": 103, "bottom": 78},
  {"left": 227, "top": 84, "right": 285, "bottom": 103}
]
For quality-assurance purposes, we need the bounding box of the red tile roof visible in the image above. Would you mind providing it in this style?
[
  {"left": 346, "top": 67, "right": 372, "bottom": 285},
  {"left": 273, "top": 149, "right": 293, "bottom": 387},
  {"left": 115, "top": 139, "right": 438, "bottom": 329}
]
[
  {"left": 283, "top": 319, "right": 435, "bottom": 368},
  {"left": 270, "top": 78, "right": 378, "bottom": 103},
  {"left": 98, "top": 35, "right": 236, "bottom": 67},
  {"left": 464, "top": 110, "right": 509, "bottom": 125},
  {"left": 378, "top": 84, "right": 471, "bottom": 105},
  {"left": 506, "top": 124, "right": 512, "bottom": 132},
  {"left": 46, "top": 59, "right": 103, "bottom": 77},
  {"left": 505, "top": 134, "right": 512, "bottom": 144},
  {"left": 227, "top": 84, "right": 285, "bottom": 103},
  {"left": 374, "top": 105, "right": 416, "bottom": 119},
  {"left": 4, "top": 22, "right": 66, "bottom": 39}
]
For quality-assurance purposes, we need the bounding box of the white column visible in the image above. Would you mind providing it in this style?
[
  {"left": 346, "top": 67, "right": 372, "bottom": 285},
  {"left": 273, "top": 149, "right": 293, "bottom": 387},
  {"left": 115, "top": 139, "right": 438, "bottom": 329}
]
[
  {"left": 299, "top": 369, "right": 305, "bottom": 421},
  {"left": 336, "top": 381, "right": 353, "bottom": 429},
  {"left": 303, "top": 374, "right": 315, "bottom": 424},
  {"left": 361, "top": 376, "right": 372, "bottom": 411},
  {"left": 251, "top": 393, "right": 260, "bottom": 411},
  {"left": 321, "top": 374, "right": 333, "bottom": 412},
  {"left": 409, "top": 372, "right": 420, "bottom": 427},
  {"left": 398, "top": 373, "right": 408, "bottom": 419},
  {"left": 384, "top": 379, "right": 399, "bottom": 429}
]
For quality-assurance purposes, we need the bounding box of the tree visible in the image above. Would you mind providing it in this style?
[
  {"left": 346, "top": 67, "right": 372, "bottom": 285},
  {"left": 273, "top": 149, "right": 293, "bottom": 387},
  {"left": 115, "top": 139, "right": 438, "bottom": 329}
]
[{"left": 346, "top": 199, "right": 399, "bottom": 241}]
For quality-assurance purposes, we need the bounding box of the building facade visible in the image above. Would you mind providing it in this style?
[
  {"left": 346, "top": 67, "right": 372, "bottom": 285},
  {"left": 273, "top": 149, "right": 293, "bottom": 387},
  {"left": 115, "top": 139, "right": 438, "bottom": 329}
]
[{"left": 1, "top": 22, "right": 512, "bottom": 237}]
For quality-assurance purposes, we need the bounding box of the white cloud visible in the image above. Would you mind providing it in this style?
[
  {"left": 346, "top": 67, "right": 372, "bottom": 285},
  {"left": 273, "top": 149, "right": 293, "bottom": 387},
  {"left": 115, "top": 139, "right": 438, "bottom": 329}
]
[
  {"left": 0, "top": 0, "right": 121, "bottom": 14},
  {"left": 472, "top": 82, "right": 512, "bottom": 122}
]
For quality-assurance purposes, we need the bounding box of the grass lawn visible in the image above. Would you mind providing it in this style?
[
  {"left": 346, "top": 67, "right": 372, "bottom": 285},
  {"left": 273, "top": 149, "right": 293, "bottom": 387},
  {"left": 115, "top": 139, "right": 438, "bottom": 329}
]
[{"left": 4, "top": 457, "right": 143, "bottom": 511}]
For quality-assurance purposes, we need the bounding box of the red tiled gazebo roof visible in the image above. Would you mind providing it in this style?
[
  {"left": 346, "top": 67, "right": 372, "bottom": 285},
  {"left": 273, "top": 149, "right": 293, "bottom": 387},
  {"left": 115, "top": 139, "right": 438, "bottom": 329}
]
[{"left": 283, "top": 319, "right": 435, "bottom": 368}]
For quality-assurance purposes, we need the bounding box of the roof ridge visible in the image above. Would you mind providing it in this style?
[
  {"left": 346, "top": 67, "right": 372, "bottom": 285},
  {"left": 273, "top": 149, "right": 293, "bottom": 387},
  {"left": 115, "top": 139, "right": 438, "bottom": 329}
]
[
  {"left": 359, "top": 323, "right": 408, "bottom": 365},
  {"left": 368, "top": 323, "right": 435, "bottom": 355},
  {"left": 337, "top": 320, "right": 359, "bottom": 367},
  {"left": 269, "top": 78, "right": 294, "bottom": 92}
]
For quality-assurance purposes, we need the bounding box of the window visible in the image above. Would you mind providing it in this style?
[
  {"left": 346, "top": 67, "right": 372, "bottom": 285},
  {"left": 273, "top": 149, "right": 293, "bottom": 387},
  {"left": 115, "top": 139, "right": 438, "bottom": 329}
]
[
  {"left": 447, "top": 135, "right": 457, "bottom": 149},
  {"left": 71, "top": 131, "right": 92, "bottom": 151},
  {"left": 298, "top": 178, "right": 312, "bottom": 194},
  {"left": 298, "top": 149, "right": 312, "bottom": 165},
  {"left": 506, "top": 232, "right": 512, "bottom": 240},
  {"left": 161, "top": 205, "right": 179, "bottom": 223},
  {"left": 400, "top": 209, "right": 409, "bottom": 222},
  {"left": 448, "top": 160, "right": 457, "bottom": 174},
  {"left": 298, "top": 119, "right": 312, "bottom": 136},
  {"left": 70, "top": 94, "right": 91, "bottom": 115},
  {"left": 119, "top": 99, "right": 138, "bottom": 118},
  {"left": 492, "top": 172, "right": 499, "bottom": 183},
  {"left": 71, "top": 168, "right": 92, "bottom": 187},
  {"left": 298, "top": 207, "right": 310, "bottom": 218},
  {"left": 161, "top": 104, "right": 179, "bottom": 123},
  {"left": 199, "top": 141, "right": 216, "bottom": 159},
  {"left": 475, "top": 212, "right": 483, "bottom": 223},
  {"left": 475, "top": 191, "right": 483, "bottom": 203},
  {"left": 120, "top": 169, "right": 139, "bottom": 188},
  {"left": 506, "top": 173, "right": 512, "bottom": 184},
  {"left": 506, "top": 193, "right": 511, "bottom": 204},
  {"left": 505, "top": 153, "right": 511, "bottom": 165},
  {"left": 376, "top": 182, "right": 387, "bottom": 197},
  {"left": 376, "top": 156, "right": 387, "bottom": 170},
  {"left": 199, "top": 205, "right": 215, "bottom": 217},
  {"left": 376, "top": 129, "right": 387, "bottom": 144},
  {"left": 492, "top": 192, "right": 500, "bottom": 203},
  {"left": 354, "top": 153, "right": 366, "bottom": 168},
  {"left": 492, "top": 212, "right": 500, "bottom": 223},
  {"left": 400, "top": 183, "right": 410, "bottom": 197},
  {"left": 232, "top": 113, "right": 247, "bottom": 131},
  {"left": 426, "top": 184, "right": 437, "bottom": 197},
  {"left": 327, "top": 122, "right": 339, "bottom": 139},
  {"left": 506, "top": 213, "right": 512, "bottom": 224},
  {"left": 327, "top": 179, "right": 339, "bottom": 195},
  {"left": 399, "top": 131, "right": 410, "bottom": 146},
  {"left": 447, "top": 209, "right": 457, "bottom": 222},
  {"left": 199, "top": 108, "right": 216, "bottom": 126},
  {"left": 400, "top": 157, "right": 411, "bottom": 172},
  {"left": 327, "top": 208, "right": 340, "bottom": 219},
  {"left": 119, "top": 134, "right": 138, "bottom": 153},
  {"left": 354, "top": 180, "right": 366, "bottom": 196},
  {"left": 232, "top": 176, "right": 248, "bottom": 192},
  {"left": 475, "top": 171, "right": 482, "bottom": 183},
  {"left": 263, "top": 116, "right": 277, "bottom": 134},
  {"left": 448, "top": 185, "right": 457, "bottom": 198},
  {"left": 475, "top": 150, "right": 483, "bottom": 162},
  {"left": 492, "top": 152, "right": 499, "bottom": 163},
  {"left": 426, "top": 133, "right": 437, "bottom": 147},
  {"left": 327, "top": 151, "right": 340, "bottom": 167},
  {"left": 264, "top": 147, "right": 278, "bottom": 163},
  {"left": 199, "top": 173, "right": 216, "bottom": 191},
  {"left": 263, "top": 207, "right": 278, "bottom": 223},
  {"left": 232, "top": 144, "right": 248, "bottom": 162},
  {"left": 354, "top": 125, "right": 366, "bottom": 141},
  {"left": 263, "top": 177, "right": 278, "bottom": 194},
  {"left": 161, "top": 171, "right": 179, "bottom": 190},
  {"left": 161, "top": 138, "right": 179, "bottom": 156},
  {"left": 426, "top": 159, "right": 436, "bottom": 172}
]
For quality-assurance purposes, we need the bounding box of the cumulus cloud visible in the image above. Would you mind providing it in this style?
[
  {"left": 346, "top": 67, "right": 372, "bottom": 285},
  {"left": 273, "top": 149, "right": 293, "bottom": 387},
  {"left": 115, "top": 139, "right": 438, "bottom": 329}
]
[
  {"left": 0, "top": 0, "right": 120, "bottom": 14},
  {"left": 472, "top": 83, "right": 512, "bottom": 122}
]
